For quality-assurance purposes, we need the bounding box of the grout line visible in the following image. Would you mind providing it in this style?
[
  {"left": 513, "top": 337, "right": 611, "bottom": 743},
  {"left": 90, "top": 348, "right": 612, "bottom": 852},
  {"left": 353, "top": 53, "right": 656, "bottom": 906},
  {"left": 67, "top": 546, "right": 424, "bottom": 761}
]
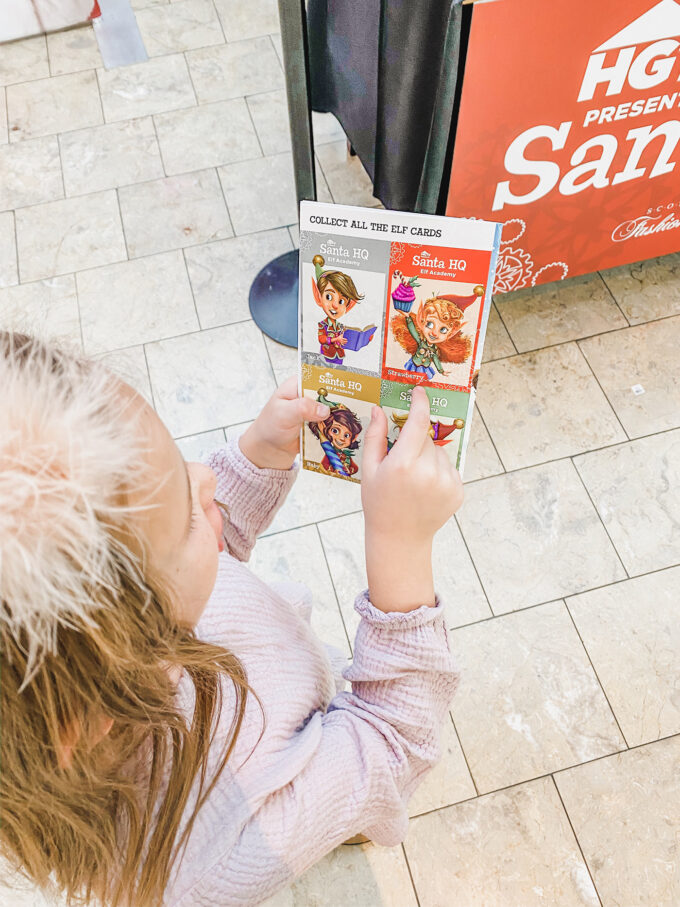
[
  {"left": 563, "top": 600, "right": 630, "bottom": 748},
  {"left": 54, "top": 133, "right": 68, "bottom": 200},
  {"left": 400, "top": 844, "right": 422, "bottom": 907},
  {"left": 574, "top": 339, "right": 630, "bottom": 441},
  {"left": 491, "top": 296, "right": 519, "bottom": 355},
  {"left": 73, "top": 271, "right": 86, "bottom": 351},
  {"left": 402, "top": 731, "right": 680, "bottom": 822},
  {"left": 214, "top": 164, "right": 236, "bottom": 237},
  {"left": 114, "top": 187, "right": 131, "bottom": 260},
  {"left": 598, "top": 269, "right": 631, "bottom": 326},
  {"left": 44, "top": 32, "right": 54, "bottom": 79},
  {"left": 550, "top": 775, "right": 605, "bottom": 907},
  {"left": 10, "top": 209, "right": 19, "bottom": 286},
  {"left": 141, "top": 343, "right": 159, "bottom": 410},
  {"left": 471, "top": 405, "right": 507, "bottom": 474},
  {"left": 449, "top": 711, "right": 480, "bottom": 797},
  {"left": 451, "top": 512, "right": 494, "bottom": 618},
  {"left": 315, "top": 523, "right": 354, "bottom": 657},
  {"left": 180, "top": 247, "right": 203, "bottom": 330},
  {"left": 569, "top": 455, "right": 630, "bottom": 580},
  {"left": 243, "top": 95, "right": 266, "bottom": 158},
  {"left": 150, "top": 114, "right": 168, "bottom": 178},
  {"left": 207, "top": 0, "right": 228, "bottom": 44}
]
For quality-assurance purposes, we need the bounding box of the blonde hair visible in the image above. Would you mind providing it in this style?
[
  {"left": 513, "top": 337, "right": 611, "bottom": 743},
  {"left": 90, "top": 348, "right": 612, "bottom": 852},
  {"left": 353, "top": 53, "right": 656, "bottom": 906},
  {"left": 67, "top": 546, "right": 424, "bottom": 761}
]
[{"left": 0, "top": 333, "right": 259, "bottom": 907}]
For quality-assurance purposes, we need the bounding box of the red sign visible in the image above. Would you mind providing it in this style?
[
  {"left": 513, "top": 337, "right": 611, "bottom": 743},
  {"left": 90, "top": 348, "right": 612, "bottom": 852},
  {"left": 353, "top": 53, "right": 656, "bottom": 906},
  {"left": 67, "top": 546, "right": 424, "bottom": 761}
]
[{"left": 446, "top": 0, "right": 680, "bottom": 292}]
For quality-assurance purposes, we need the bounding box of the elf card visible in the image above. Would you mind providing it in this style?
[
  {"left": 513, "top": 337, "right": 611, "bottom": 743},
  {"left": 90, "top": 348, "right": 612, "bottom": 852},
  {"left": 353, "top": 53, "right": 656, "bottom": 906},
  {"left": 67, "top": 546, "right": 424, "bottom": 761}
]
[{"left": 298, "top": 202, "right": 502, "bottom": 480}]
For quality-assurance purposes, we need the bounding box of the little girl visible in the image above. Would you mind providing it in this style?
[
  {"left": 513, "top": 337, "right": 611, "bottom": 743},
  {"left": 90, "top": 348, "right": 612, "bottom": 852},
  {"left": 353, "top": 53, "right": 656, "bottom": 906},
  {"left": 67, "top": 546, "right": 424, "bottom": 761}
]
[{"left": 0, "top": 332, "right": 462, "bottom": 907}]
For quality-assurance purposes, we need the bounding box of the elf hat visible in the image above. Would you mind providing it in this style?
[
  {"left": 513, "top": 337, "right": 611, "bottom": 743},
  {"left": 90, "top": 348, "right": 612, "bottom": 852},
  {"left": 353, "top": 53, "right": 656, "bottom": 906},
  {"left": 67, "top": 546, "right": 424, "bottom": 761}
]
[
  {"left": 313, "top": 254, "right": 329, "bottom": 281},
  {"left": 435, "top": 285, "right": 485, "bottom": 311}
]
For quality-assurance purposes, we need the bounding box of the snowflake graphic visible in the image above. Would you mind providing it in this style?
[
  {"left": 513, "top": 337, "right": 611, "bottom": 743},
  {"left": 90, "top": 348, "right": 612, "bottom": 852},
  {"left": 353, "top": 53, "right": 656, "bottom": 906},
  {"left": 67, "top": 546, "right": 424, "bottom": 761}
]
[
  {"left": 500, "top": 218, "right": 526, "bottom": 246},
  {"left": 532, "top": 262, "right": 569, "bottom": 285},
  {"left": 298, "top": 231, "right": 315, "bottom": 253},
  {"left": 390, "top": 243, "right": 406, "bottom": 266},
  {"left": 494, "top": 247, "right": 534, "bottom": 293}
]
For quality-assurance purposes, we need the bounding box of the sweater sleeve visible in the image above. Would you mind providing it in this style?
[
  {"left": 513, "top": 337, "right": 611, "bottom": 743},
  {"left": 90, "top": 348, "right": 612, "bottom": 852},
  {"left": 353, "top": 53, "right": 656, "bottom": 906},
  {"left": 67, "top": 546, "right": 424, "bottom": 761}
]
[
  {"left": 204, "top": 439, "right": 298, "bottom": 562},
  {"left": 177, "top": 590, "right": 460, "bottom": 906}
]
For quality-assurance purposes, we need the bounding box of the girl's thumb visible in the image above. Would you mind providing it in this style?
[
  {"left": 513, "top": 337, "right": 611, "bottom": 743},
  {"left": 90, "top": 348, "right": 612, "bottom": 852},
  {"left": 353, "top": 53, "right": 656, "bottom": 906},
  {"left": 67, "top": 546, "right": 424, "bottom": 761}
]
[{"left": 361, "top": 406, "right": 388, "bottom": 478}]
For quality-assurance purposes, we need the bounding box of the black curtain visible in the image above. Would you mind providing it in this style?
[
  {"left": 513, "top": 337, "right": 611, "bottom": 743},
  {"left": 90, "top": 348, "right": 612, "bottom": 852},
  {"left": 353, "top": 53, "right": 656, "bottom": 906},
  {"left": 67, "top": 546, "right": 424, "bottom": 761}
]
[{"left": 307, "top": 0, "right": 464, "bottom": 213}]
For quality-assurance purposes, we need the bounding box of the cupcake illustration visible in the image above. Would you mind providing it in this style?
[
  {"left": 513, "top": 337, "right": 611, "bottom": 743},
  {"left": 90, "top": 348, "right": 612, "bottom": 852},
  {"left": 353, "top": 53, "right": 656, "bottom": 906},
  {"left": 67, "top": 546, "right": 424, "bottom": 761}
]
[{"left": 391, "top": 270, "right": 420, "bottom": 312}]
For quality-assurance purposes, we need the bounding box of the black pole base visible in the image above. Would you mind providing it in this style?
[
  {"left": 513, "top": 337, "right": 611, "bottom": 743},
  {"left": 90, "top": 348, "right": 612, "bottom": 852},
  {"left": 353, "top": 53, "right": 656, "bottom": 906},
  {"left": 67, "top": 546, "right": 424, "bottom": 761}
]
[{"left": 248, "top": 249, "right": 299, "bottom": 348}]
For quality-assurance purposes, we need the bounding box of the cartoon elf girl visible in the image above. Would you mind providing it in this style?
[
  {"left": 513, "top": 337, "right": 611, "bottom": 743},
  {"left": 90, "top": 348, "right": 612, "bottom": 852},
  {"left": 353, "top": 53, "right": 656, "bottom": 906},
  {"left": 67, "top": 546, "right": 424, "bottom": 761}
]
[
  {"left": 308, "top": 388, "right": 363, "bottom": 478},
  {"left": 311, "top": 255, "right": 366, "bottom": 365},
  {"left": 391, "top": 285, "right": 485, "bottom": 380}
]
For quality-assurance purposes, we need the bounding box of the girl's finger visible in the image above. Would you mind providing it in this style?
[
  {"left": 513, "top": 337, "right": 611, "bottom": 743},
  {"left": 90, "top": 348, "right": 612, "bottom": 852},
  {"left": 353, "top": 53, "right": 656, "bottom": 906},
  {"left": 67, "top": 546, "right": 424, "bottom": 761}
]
[
  {"left": 391, "top": 386, "right": 432, "bottom": 464},
  {"left": 275, "top": 375, "right": 300, "bottom": 400}
]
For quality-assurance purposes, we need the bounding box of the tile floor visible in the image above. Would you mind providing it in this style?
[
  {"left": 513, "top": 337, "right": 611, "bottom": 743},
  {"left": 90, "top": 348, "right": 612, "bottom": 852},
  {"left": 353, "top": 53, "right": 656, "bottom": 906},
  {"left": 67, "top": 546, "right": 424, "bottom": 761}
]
[{"left": 0, "top": 3, "right": 678, "bottom": 906}]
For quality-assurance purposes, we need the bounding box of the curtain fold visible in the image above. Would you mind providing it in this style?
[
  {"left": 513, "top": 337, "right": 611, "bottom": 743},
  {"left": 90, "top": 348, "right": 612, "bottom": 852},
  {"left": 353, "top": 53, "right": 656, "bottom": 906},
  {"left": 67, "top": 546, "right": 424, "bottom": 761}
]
[{"left": 308, "top": 0, "right": 464, "bottom": 213}]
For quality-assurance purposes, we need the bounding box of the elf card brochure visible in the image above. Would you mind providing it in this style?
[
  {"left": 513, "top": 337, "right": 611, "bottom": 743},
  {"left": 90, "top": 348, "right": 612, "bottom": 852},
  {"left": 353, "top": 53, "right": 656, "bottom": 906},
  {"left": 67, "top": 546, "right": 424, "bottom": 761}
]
[{"left": 298, "top": 201, "right": 502, "bottom": 483}]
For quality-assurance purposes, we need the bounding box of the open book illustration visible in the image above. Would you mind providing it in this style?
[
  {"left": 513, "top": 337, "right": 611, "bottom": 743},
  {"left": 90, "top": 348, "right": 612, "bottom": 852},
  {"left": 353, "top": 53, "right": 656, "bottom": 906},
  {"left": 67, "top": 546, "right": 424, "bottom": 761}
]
[{"left": 298, "top": 201, "right": 502, "bottom": 483}]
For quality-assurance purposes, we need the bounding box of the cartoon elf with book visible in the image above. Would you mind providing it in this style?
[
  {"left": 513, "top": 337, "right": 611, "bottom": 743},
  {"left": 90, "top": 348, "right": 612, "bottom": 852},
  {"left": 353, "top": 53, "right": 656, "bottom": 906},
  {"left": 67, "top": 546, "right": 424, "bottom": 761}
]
[
  {"left": 308, "top": 388, "right": 363, "bottom": 478},
  {"left": 391, "top": 285, "right": 485, "bottom": 380},
  {"left": 312, "top": 255, "right": 377, "bottom": 365}
]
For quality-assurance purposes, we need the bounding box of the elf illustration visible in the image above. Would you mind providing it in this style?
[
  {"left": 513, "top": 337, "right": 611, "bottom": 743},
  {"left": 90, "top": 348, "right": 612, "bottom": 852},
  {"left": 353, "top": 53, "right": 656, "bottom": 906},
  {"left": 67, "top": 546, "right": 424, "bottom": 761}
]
[
  {"left": 391, "top": 285, "right": 485, "bottom": 380},
  {"left": 308, "top": 388, "right": 363, "bottom": 478},
  {"left": 387, "top": 412, "right": 465, "bottom": 451},
  {"left": 312, "top": 254, "right": 377, "bottom": 365}
]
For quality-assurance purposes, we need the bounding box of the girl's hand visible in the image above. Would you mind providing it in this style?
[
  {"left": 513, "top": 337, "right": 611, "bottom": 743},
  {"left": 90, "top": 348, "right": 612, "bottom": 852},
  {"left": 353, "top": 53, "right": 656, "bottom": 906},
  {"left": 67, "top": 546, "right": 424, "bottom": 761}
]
[
  {"left": 239, "top": 376, "right": 330, "bottom": 471},
  {"left": 360, "top": 386, "right": 464, "bottom": 612}
]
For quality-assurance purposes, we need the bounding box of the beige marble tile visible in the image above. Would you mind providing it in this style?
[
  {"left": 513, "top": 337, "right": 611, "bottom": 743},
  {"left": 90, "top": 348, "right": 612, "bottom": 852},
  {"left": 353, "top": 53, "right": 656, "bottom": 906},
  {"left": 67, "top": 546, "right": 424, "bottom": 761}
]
[
  {"left": 15, "top": 191, "right": 126, "bottom": 283},
  {"left": 269, "top": 32, "right": 283, "bottom": 66},
  {"left": 600, "top": 252, "right": 680, "bottom": 324},
  {"left": 496, "top": 272, "right": 627, "bottom": 353},
  {"left": 407, "top": 714, "right": 476, "bottom": 818},
  {"left": 97, "top": 54, "right": 196, "bottom": 122},
  {"left": 119, "top": 169, "right": 232, "bottom": 258},
  {"left": 249, "top": 524, "right": 351, "bottom": 659},
  {"left": 78, "top": 251, "right": 199, "bottom": 353},
  {"left": 264, "top": 465, "right": 362, "bottom": 538},
  {"left": 218, "top": 152, "right": 297, "bottom": 234},
  {"left": 477, "top": 343, "right": 626, "bottom": 470},
  {"left": 7, "top": 70, "right": 102, "bottom": 141},
  {"left": 568, "top": 568, "right": 680, "bottom": 747},
  {"left": 47, "top": 25, "right": 103, "bottom": 75},
  {"left": 456, "top": 460, "right": 626, "bottom": 613},
  {"left": 247, "top": 89, "right": 290, "bottom": 155},
  {"left": 0, "top": 89, "right": 7, "bottom": 144},
  {"left": 0, "top": 211, "right": 18, "bottom": 287},
  {"left": 0, "top": 135, "right": 63, "bottom": 210},
  {"left": 0, "top": 860, "right": 63, "bottom": 907},
  {"left": 260, "top": 840, "right": 417, "bottom": 907},
  {"left": 224, "top": 419, "right": 254, "bottom": 440},
  {"left": 573, "top": 430, "right": 680, "bottom": 576},
  {"left": 154, "top": 99, "right": 260, "bottom": 175},
  {"left": 263, "top": 333, "right": 297, "bottom": 386},
  {"left": 461, "top": 412, "right": 504, "bottom": 483},
  {"left": 482, "top": 301, "right": 515, "bottom": 362},
  {"left": 95, "top": 345, "right": 152, "bottom": 403},
  {"left": 555, "top": 736, "right": 680, "bottom": 907},
  {"left": 405, "top": 777, "right": 600, "bottom": 907},
  {"left": 450, "top": 602, "right": 625, "bottom": 793},
  {"left": 579, "top": 317, "right": 680, "bottom": 438},
  {"left": 59, "top": 118, "right": 164, "bottom": 196},
  {"left": 130, "top": 0, "right": 168, "bottom": 7},
  {"left": 318, "top": 511, "right": 491, "bottom": 638},
  {"left": 312, "top": 111, "right": 346, "bottom": 146},
  {"left": 175, "top": 428, "right": 228, "bottom": 461},
  {"left": 315, "top": 140, "right": 381, "bottom": 207},
  {"left": 145, "top": 321, "right": 276, "bottom": 436},
  {"left": 184, "top": 227, "right": 292, "bottom": 328},
  {"left": 0, "top": 35, "right": 48, "bottom": 87},
  {"left": 213, "top": 0, "right": 279, "bottom": 41},
  {"left": 186, "top": 36, "right": 283, "bottom": 103},
  {"left": 0, "top": 275, "right": 80, "bottom": 345},
  {"left": 136, "top": 0, "right": 224, "bottom": 56}
]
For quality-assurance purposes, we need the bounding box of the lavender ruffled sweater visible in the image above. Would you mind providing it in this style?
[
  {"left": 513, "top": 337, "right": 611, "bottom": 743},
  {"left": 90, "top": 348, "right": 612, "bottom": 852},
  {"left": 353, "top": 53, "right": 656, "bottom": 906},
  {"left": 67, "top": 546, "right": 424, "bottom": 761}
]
[{"left": 160, "top": 440, "right": 460, "bottom": 906}]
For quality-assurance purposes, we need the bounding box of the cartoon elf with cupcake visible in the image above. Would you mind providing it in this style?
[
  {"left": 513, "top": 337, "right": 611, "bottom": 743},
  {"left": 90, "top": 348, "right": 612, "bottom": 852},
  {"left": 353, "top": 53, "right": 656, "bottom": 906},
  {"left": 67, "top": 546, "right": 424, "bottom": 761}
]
[
  {"left": 311, "top": 255, "right": 376, "bottom": 365},
  {"left": 391, "top": 285, "right": 485, "bottom": 380}
]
